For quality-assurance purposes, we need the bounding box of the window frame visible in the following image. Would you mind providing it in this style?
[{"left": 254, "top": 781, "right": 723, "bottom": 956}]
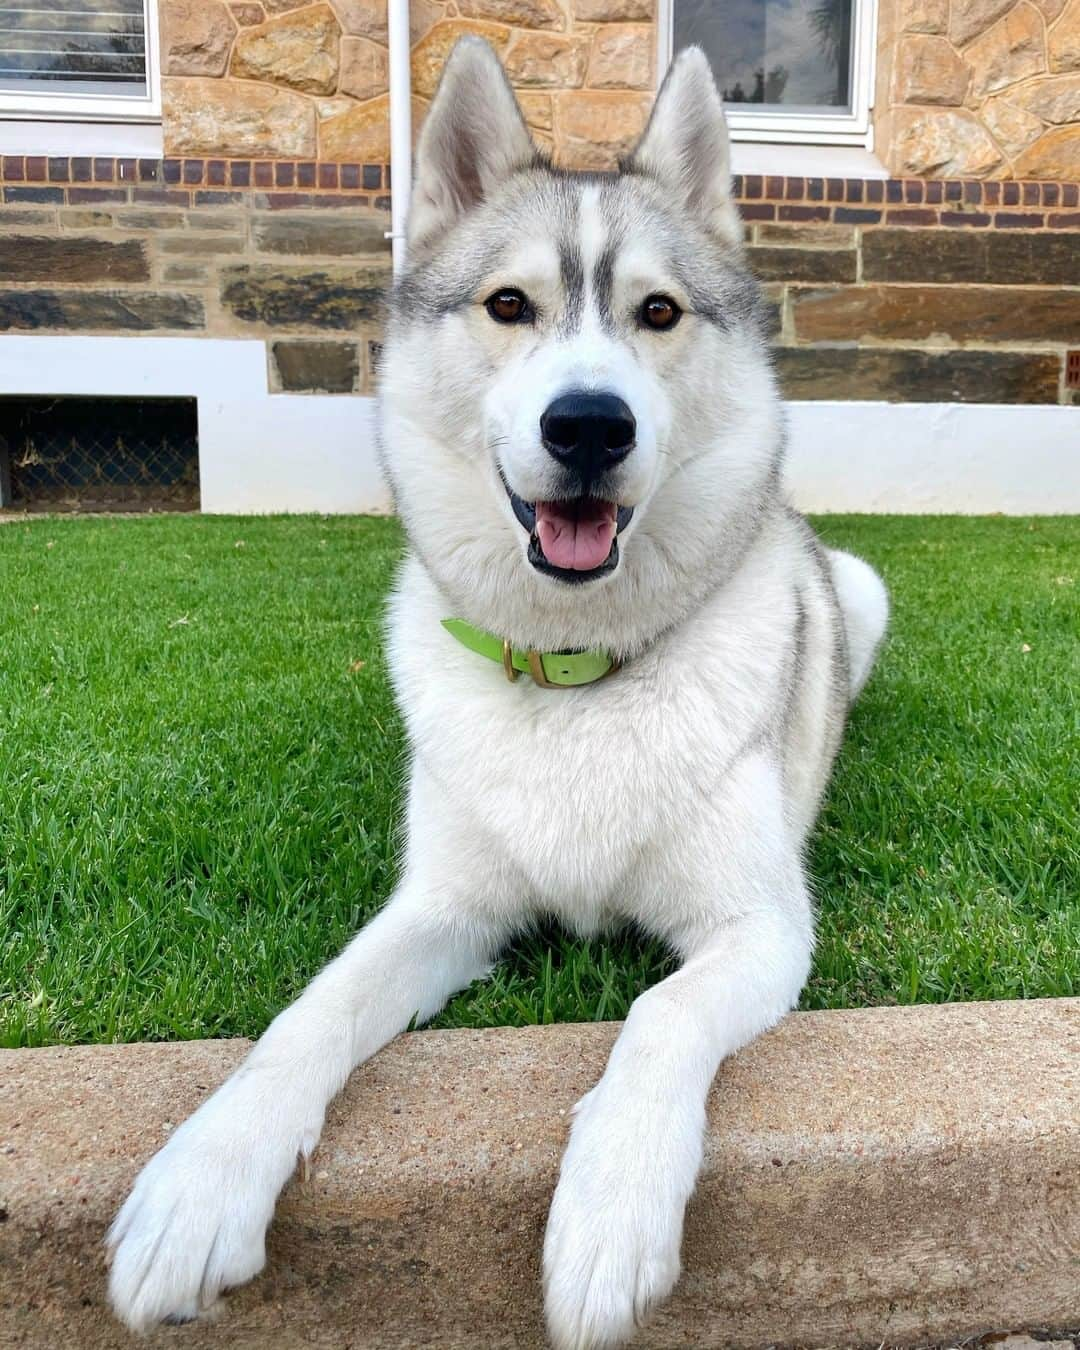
[
  {"left": 657, "top": 0, "right": 878, "bottom": 148},
  {"left": 0, "top": 0, "right": 161, "bottom": 122}
]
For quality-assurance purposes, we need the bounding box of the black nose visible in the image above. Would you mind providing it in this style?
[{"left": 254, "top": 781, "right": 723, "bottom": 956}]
[{"left": 540, "top": 392, "right": 636, "bottom": 479}]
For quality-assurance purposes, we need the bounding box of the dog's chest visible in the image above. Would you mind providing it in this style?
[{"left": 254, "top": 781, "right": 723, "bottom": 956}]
[{"left": 404, "top": 641, "right": 780, "bottom": 920}]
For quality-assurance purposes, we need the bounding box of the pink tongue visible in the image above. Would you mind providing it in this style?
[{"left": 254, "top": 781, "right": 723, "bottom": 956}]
[{"left": 535, "top": 500, "right": 617, "bottom": 571}]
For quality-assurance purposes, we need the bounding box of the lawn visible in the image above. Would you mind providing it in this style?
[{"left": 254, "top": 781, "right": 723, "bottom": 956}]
[{"left": 0, "top": 513, "right": 1077, "bottom": 1048}]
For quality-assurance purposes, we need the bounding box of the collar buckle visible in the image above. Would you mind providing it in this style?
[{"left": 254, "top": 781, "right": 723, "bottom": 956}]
[
  {"left": 526, "top": 650, "right": 558, "bottom": 689},
  {"left": 501, "top": 639, "right": 520, "bottom": 684}
]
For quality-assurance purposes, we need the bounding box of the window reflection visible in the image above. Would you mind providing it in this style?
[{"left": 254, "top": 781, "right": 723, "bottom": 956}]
[{"left": 674, "top": 0, "right": 854, "bottom": 111}]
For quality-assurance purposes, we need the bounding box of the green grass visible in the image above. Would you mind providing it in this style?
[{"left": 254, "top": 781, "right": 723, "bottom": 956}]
[{"left": 0, "top": 513, "right": 1077, "bottom": 1048}]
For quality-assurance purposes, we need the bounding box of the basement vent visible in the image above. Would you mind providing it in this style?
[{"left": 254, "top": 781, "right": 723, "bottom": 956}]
[
  {"left": 1066, "top": 351, "right": 1080, "bottom": 391},
  {"left": 0, "top": 397, "right": 199, "bottom": 513}
]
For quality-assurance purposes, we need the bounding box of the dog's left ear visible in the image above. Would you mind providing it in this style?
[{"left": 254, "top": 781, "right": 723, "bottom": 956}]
[
  {"left": 627, "top": 47, "right": 742, "bottom": 248},
  {"left": 409, "top": 37, "right": 537, "bottom": 253}
]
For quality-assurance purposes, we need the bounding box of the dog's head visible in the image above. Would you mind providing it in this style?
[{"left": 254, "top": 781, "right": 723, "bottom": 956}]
[{"left": 380, "top": 38, "right": 782, "bottom": 656}]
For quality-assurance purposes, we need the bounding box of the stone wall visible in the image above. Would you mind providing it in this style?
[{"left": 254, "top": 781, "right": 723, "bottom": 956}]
[
  {"left": 156, "top": 0, "right": 1080, "bottom": 178},
  {"left": 875, "top": 0, "right": 1080, "bottom": 178},
  {"left": 1, "top": 158, "right": 1077, "bottom": 403},
  {"left": 161, "top": 0, "right": 655, "bottom": 169},
  {"left": 0, "top": 159, "right": 393, "bottom": 393}
]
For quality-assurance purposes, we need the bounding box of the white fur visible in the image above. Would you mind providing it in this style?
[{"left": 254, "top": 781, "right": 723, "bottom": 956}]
[{"left": 107, "top": 39, "right": 888, "bottom": 1350}]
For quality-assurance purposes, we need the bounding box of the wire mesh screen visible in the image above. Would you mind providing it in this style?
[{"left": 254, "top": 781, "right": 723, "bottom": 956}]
[{"left": 0, "top": 397, "right": 199, "bottom": 512}]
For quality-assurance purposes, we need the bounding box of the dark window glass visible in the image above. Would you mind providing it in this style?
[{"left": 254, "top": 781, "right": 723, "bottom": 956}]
[
  {"left": 674, "top": 0, "right": 854, "bottom": 111},
  {"left": 0, "top": 0, "right": 148, "bottom": 98}
]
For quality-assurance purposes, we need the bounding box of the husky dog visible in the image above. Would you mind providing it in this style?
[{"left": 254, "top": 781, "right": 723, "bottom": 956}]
[{"left": 108, "top": 36, "right": 888, "bottom": 1350}]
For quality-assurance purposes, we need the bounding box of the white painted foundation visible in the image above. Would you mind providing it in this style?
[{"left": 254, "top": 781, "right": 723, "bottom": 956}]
[
  {"left": 1, "top": 335, "right": 1076, "bottom": 515},
  {"left": 0, "top": 335, "right": 391, "bottom": 515},
  {"left": 784, "top": 400, "right": 1080, "bottom": 514}
]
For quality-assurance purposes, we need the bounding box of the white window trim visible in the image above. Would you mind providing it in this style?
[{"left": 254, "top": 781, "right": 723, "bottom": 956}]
[
  {"left": 0, "top": 0, "right": 161, "bottom": 122},
  {"left": 657, "top": 0, "right": 877, "bottom": 150}
]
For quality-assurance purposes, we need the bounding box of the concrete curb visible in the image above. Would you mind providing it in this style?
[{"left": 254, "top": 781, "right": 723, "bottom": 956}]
[{"left": 3, "top": 998, "right": 1079, "bottom": 1349}]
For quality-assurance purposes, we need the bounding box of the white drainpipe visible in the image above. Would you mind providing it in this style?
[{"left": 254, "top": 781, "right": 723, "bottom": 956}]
[{"left": 386, "top": 0, "right": 412, "bottom": 277}]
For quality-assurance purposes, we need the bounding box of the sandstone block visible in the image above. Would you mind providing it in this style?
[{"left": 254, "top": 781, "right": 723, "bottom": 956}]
[
  {"left": 410, "top": 19, "right": 509, "bottom": 97},
  {"left": 518, "top": 90, "right": 554, "bottom": 130},
  {"left": 408, "top": 0, "right": 443, "bottom": 42},
  {"left": 504, "top": 31, "right": 589, "bottom": 87},
  {"left": 230, "top": 2, "right": 266, "bottom": 23},
  {"left": 339, "top": 35, "right": 389, "bottom": 99},
  {"left": 162, "top": 0, "right": 236, "bottom": 76},
  {"left": 893, "top": 34, "right": 969, "bottom": 102},
  {"left": 774, "top": 346, "right": 1061, "bottom": 403},
  {"left": 555, "top": 90, "right": 650, "bottom": 168},
  {"left": 458, "top": 0, "right": 564, "bottom": 30},
  {"left": 158, "top": 233, "right": 246, "bottom": 255},
  {"left": 948, "top": 0, "right": 1013, "bottom": 45},
  {"left": 791, "top": 284, "right": 1080, "bottom": 343},
  {"left": 891, "top": 106, "right": 1003, "bottom": 175},
  {"left": 318, "top": 92, "right": 390, "bottom": 158},
  {"left": 252, "top": 211, "right": 390, "bottom": 254},
  {"left": 220, "top": 263, "right": 386, "bottom": 327},
  {"left": 164, "top": 76, "right": 317, "bottom": 156},
  {"left": 59, "top": 209, "right": 113, "bottom": 228},
  {"left": 182, "top": 209, "right": 245, "bottom": 231},
  {"left": 965, "top": 2, "right": 1046, "bottom": 97},
  {"left": 231, "top": 3, "right": 341, "bottom": 94},
  {"left": 330, "top": 0, "right": 387, "bottom": 40},
  {"left": 981, "top": 94, "right": 1045, "bottom": 155},
  {"left": 1010, "top": 70, "right": 1080, "bottom": 118},
  {"left": 272, "top": 339, "right": 360, "bottom": 391},
  {"left": 586, "top": 23, "right": 653, "bottom": 89},
  {"left": 1049, "top": 0, "right": 1080, "bottom": 69},
  {"left": 572, "top": 0, "right": 651, "bottom": 19},
  {"left": 1013, "top": 123, "right": 1080, "bottom": 175},
  {"left": 755, "top": 223, "right": 856, "bottom": 248},
  {"left": 163, "top": 262, "right": 210, "bottom": 282},
  {"left": 746, "top": 245, "right": 857, "bottom": 283},
  {"left": 896, "top": 0, "right": 948, "bottom": 34},
  {"left": 0, "top": 290, "right": 204, "bottom": 331},
  {"left": 1030, "top": 0, "right": 1066, "bottom": 20},
  {"left": 0, "top": 236, "right": 148, "bottom": 283},
  {"left": 113, "top": 209, "right": 186, "bottom": 230},
  {"left": 315, "top": 94, "right": 353, "bottom": 117},
  {"left": 862, "top": 227, "right": 1080, "bottom": 284}
]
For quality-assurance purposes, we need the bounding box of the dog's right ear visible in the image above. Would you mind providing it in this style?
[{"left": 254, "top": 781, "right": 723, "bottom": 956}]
[
  {"left": 408, "top": 37, "right": 536, "bottom": 253},
  {"left": 627, "top": 47, "right": 742, "bottom": 248}
]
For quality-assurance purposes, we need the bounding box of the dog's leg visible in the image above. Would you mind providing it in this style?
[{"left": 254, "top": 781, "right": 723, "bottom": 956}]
[
  {"left": 107, "top": 864, "right": 506, "bottom": 1332},
  {"left": 543, "top": 758, "right": 813, "bottom": 1350}
]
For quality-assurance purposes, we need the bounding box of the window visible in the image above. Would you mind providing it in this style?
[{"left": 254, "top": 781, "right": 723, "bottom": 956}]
[
  {"left": 660, "top": 0, "right": 876, "bottom": 147},
  {"left": 0, "top": 0, "right": 160, "bottom": 120}
]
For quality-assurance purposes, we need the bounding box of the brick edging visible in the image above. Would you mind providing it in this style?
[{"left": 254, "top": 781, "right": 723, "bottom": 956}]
[
  {"left": 732, "top": 174, "right": 1080, "bottom": 230},
  {"left": 2, "top": 158, "right": 1079, "bottom": 229},
  {"left": 1, "top": 157, "right": 392, "bottom": 212}
]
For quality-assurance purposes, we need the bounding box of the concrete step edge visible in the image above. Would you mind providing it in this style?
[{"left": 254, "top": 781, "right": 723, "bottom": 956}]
[{"left": 3, "top": 997, "right": 1080, "bottom": 1348}]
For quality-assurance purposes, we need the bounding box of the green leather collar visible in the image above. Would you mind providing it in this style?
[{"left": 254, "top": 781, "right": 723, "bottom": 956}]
[{"left": 441, "top": 618, "right": 618, "bottom": 689}]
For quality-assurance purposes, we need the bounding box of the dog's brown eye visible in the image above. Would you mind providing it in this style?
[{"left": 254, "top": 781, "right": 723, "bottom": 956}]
[
  {"left": 486, "top": 288, "right": 530, "bottom": 324},
  {"left": 641, "top": 294, "right": 681, "bottom": 331}
]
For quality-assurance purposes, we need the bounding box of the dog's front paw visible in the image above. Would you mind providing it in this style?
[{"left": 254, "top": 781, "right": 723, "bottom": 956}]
[
  {"left": 107, "top": 1100, "right": 292, "bottom": 1332},
  {"left": 542, "top": 1088, "right": 697, "bottom": 1350}
]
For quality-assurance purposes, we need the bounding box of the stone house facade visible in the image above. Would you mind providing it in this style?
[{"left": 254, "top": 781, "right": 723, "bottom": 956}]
[{"left": 0, "top": 0, "right": 1077, "bottom": 513}]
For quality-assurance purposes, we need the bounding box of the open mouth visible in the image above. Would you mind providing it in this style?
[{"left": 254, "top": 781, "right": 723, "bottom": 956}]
[{"left": 502, "top": 475, "right": 634, "bottom": 583}]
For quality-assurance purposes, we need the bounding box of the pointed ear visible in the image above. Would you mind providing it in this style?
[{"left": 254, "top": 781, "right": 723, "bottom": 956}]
[
  {"left": 627, "top": 47, "right": 742, "bottom": 247},
  {"left": 408, "top": 37, "right": 537, "bottom": 252}
]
